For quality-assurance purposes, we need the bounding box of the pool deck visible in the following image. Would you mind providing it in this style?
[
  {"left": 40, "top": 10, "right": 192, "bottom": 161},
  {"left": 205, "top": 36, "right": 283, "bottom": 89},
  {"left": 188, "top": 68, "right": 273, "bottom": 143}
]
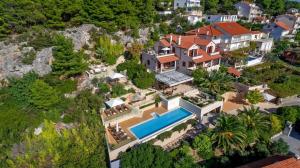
[{"left": 119, "top": 106, "right": 168, "bottom": 139}]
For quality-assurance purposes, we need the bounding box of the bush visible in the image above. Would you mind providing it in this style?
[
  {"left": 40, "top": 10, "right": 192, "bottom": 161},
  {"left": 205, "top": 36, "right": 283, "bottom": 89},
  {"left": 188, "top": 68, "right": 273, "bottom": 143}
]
[
  {"left": 95, "top": 36, "right": 123, "bottom": 65},
  {"left": 29, "top": 80, "right": 60, "bottom": 109},
  {"left": 156, "top": 131, "right": 172, "bottom": 141},
  {"left": 111, "top": 84, "right": 127, "bottom": 97},
  {"left": 277, "top": 106, "right": 300, "bottom": 124},
  {"left": 270, "top": 138, "right": 289, "bottom": 155},
  {"left": 117, "top": 61, "right": 155, "bottom": 89},
  {"left": 98, "top": 83, "right": 110, "bottom": 94},
  {"left": 192, "top": 134, "right": 213, "bottom": 160},
  {"left": 22, "top": 51, "right": 36, "bottom": 65},
  {"left": 172, "top": 123, "right": 188, "bottom": 132}
]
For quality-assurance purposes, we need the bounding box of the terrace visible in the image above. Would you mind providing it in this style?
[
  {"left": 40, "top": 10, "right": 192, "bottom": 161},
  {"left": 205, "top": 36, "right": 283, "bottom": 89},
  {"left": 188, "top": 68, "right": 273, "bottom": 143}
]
[{"left": 182, "top": 92, "right": 217, "bottom": 107}]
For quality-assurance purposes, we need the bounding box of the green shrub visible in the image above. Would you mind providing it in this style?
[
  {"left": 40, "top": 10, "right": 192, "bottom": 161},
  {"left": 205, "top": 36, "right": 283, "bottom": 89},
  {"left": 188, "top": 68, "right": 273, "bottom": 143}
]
[
  {"left": 172, "top": 123, "right": 188, "bottom": 132},
  {"left": 95, "top": 36, "right": 123, "bottom": 65},
  {"left": 111, "top": 83, "right": 127, "bottom": 97},
  {"left": 156, "top": 131, "right": 172, "bottom": 141},
  {"left": 22, "top": 51, "right": 36, "bottom": 64}
]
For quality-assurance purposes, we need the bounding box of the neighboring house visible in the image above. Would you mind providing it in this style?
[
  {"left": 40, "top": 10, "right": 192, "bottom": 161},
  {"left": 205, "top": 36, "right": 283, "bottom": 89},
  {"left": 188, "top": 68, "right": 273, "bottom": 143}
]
[
  {"left": 275, "top": 14, "right": 300, "bottom": 35},
  {"left": 251, "top": 31, "right": 273, "bottom": 53},
  {"left": 205, "top": 14, "right": 238, "bottom": 23},
  {"left": 186, "top": 22, "right": 254, "bottom": 52},
  {"left": 141, "top": 34, "right": 222, "bottom": 75},
  {"left": 263, "top": 21, "right": 291, "bottom": 41},
  {"left": 287, "top": 8, "right": 299, "bottom": 15},
  {"left": 174, "top": 0, "right": 202, "bottom": 24},
  {"left": 235, "top": 1, "right": 263, "bottom": 22},
  {"left": 174, "top": 0, "right": 201, "bottom": 10},
  {"left": 238, "top": 155, "right": 300, "bottom": 168}
]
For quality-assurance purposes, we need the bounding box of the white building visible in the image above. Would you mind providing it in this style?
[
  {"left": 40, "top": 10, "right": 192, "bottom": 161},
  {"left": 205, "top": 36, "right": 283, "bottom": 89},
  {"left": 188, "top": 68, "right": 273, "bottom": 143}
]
[
  {"left": 174, "top": 0, "right": 201, "bottom": 10},
  {"left": 275, "top": 14, "right": 300, "bottom": 35},
  {"left": 205, "top": 15, "right": 238, "bottom": 23},
  {"left": 186, "top": 22, "right": 253, "bottom": 52},
  {"left": 263, "top": 22, "right": 291, "bottom": 41},
  {"left": 174, "top": 0, "right": 202, "bottom": 24},
  {"left": 251, "top": 31, "right": 273, "bottom": 53},
  {"left": 235, "top": 1, "right": 263, "bottom": 22}
]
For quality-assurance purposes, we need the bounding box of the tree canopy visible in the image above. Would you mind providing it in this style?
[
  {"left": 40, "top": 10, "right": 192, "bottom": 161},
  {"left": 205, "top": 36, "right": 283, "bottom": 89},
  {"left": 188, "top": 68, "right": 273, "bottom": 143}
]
[
  {"left": 52, "top": 35, "right": 88, "bottom": 78},
  {"left": 0, "top": 0, "right": 157, "bottom": 38}
]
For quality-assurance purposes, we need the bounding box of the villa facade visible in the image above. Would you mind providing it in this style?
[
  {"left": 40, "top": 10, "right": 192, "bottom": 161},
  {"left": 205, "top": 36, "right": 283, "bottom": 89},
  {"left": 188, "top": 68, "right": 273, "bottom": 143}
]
[
  {"left": 141, "top": 33, "right": 222, "bottom": 74},
  {"left": 174, "top": 0, "right": 202, "bottom": 24},
  {"left": 205, "top": 14, "right": 238, "bottom": 23},
  {"left": 186, "top": 22, "right": 255, "bottom": 52},
  {"left": 235, "top": 1, "right": 263, "bottom": 22}
]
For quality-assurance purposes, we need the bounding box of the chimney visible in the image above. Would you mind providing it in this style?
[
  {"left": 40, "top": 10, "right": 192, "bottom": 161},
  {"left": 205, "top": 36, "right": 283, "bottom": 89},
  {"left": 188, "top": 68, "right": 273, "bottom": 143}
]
[
  {"left": 206, "top": 31, "right": 209, "bottom": 35},
  {"left": 170, "top": 35, "right": 173, "bottom": 43},
  {"left": 197, "top": 28, "right": 200, "bottom": 33},
  {"left": 178, "top": 35, "right": 182, "bottom": 45}
]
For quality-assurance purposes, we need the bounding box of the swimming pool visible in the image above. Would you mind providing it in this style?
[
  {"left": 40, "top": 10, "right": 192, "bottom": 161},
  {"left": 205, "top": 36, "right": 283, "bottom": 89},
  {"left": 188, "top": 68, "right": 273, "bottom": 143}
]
[{"left": 130, "top": 108, "right": 192, "bottom": 139}]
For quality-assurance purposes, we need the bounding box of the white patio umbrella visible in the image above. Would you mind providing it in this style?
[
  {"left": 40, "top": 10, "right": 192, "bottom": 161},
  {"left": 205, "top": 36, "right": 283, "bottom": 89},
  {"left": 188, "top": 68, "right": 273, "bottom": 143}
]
[
  {"left": 161, "top": 47, "right": 170, "bottom": 51},
  {"left": 108, "top": 73, "right": 125, "bottom": 80},
  {"left": 105, "top": 98, "right": 124, "bottom": 108},
  {"left": 116, "top": 121, "right": 119, "bottom": 132}
]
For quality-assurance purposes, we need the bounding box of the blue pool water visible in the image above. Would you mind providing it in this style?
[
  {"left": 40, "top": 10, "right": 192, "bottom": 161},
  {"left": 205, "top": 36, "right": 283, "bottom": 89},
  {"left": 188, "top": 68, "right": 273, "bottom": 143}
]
[{"left": 130, "top": 108, "right": 192, "bottom": 139}]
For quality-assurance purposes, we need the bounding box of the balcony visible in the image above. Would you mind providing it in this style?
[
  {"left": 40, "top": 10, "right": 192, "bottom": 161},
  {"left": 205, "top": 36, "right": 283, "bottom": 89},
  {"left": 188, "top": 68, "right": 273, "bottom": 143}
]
[{"left": 231, "top": 36, "right": 251, "bottom": 43}]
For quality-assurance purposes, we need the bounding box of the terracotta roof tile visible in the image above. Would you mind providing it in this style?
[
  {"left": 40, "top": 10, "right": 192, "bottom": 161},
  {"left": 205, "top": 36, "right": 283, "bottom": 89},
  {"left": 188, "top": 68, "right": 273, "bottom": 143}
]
[
  {"left": 227, "top": 67, "right": 241, "bottom": 77},
  {"left": 186, "top": 25, "right": 223, "bottom": 36},
  {"left": 160, "top": 39, "right": 171, "bottom": 47},
  {"left": 214, "top": 22, "right": 252, "bottom": 36},
  {"left": 238, "top": 155, "right": 300, "bottom": 168},
  {"left": 157, "top": 55, "right": 179, "bottom": 63},
  {"left": 275, "top": 21, "right": 291, "bottom": 31},
  {"left": 193, "top": 51, "right": 221, "bottom": 63}
]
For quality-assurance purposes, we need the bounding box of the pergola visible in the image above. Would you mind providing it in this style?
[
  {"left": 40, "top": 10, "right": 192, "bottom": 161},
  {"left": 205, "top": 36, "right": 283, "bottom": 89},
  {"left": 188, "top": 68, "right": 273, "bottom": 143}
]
[{"left": 155, "top": 71, "right": 193, "bottom": 87}]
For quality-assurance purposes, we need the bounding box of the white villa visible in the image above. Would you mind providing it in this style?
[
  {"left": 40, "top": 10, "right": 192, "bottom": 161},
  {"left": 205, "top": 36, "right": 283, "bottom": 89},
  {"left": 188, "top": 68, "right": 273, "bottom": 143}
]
[
  {"left": 174, "top": 0, "right": 202, "bottom": 24},
  {"left": 141, "top": 33, "right": 222, "bottom": 75},
  {"left": 263, "top": 22, "right": 291, "bottom": 41},
  {"left": 235, "top": 1, "right": 263, "bottom": 22},
  {"left": 275, "top": 14, "right": 300, "bottom": 35},
  {"left": 186, "top": 22, "right": 255, "bottom": 52},
  {"left": 205, "top": 14, "right": 238, "bottom": 23}
]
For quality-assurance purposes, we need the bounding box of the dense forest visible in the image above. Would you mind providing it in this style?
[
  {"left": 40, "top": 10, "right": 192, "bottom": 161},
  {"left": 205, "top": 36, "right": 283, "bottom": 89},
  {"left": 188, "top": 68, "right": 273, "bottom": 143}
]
[
  {"left": 1, "top": 0, "right": 299, "bottom": 38},
  {"left": 0, "top": 0, "right": 156, "bottom": 38}
]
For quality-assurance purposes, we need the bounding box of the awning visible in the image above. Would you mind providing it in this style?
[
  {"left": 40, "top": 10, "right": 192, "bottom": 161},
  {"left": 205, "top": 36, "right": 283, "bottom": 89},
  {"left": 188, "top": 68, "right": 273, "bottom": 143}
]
[
  {"left": 108, "top": 73, "right": 125, "bottom": 80},
  {"left": 105, "top": 98, "right": 124, "bottom": 108},
  {"left": 157, "top": 55, "right": 179, "bottom": 64},
  {"left": 155, "top": 70, "right": 193, "bottom": 87},
  {"left": 263, "top": 93, "right": 276, "bottom": 101}
]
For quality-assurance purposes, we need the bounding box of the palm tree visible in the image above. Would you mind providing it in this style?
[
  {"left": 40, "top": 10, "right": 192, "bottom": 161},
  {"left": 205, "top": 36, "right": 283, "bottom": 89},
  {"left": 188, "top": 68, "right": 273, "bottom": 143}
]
[
  {"left": 211, "top": 114, "right": 246, "bottom": 154},
  {"left": 238, "top": 106, "right": 271, "bottom": 143},
  {"left": 245, "top": 90, "right": 264, "bottom": 104},
  {"left": 199, "top": 71, "right": 233, "bottom": 95}
]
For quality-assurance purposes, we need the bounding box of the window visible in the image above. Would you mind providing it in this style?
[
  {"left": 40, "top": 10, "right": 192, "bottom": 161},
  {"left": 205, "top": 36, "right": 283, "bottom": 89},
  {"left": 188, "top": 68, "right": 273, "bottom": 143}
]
[
  {"left": 177, "top": 3, "right": 179, "bottom": 6},
  {"left": 189, "top": 62, "right": 194, "bottom": 67},
  {"left": 182, "top": 62, "right": 186, "bottom": 67},
  {"left": 208, "top": 16, "right": 211, "bottom": 19},
  {"left": 147, "top": 60, "right": 150, "bottom": 65}
]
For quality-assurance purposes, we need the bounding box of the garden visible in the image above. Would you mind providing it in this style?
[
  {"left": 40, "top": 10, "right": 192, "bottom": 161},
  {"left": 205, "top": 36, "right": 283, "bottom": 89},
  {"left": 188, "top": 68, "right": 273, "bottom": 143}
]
[
  {"left": 241, "top": 62, "right": 300, "bottom": 97},
  {"left": 119, "top": 106, "right": 292, "bottom": 168}
]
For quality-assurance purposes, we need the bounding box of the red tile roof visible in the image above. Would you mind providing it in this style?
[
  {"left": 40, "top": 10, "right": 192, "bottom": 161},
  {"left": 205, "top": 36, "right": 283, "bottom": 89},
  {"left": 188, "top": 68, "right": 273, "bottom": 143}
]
[
  {"left": 160, "top": 39, "right": 171, "bottom": 47},
  {"left": 275, "top": 21, "right": 290, "bottom": 31},
  {"left": 264, "top": 157, "right": 300, "bottom": 168},
  {"left": 214, "top": 22, "right": 252, "bottom": 36},
  {"left": 227, "top": 67, "right": 241, "bottom": 77},
  {"left": 238, "top": 155, "right": 300, "bottom": 168},
  {"left": 251, "top": 31, "right": 262, "bottom": 34},
  {"left": 193, "top": 50, "right": 221, "bottom": 63},
  {"left": 186, "top": 25, "right": 223, "bottom": 36},
  {"left": 157, "top": 55, "right": 179, "bottom": 63}
]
